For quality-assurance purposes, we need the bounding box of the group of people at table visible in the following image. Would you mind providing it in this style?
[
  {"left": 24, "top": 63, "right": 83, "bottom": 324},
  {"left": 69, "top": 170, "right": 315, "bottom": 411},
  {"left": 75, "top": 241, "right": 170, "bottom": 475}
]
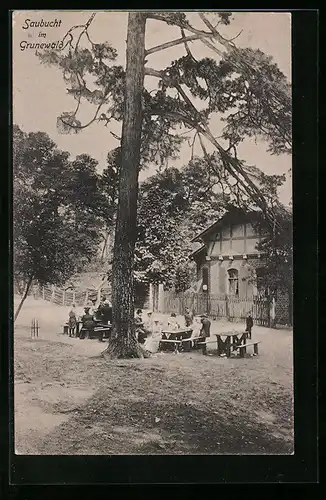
[
  {"left": 67, "top": 299, "right": 254, "bottom": 354},
  {"left": 66, "top": 301, "right": 211, "bottom": 348},
  {"left": 67, "top": 296, "right": 112, "bottom": 341},
  {"left": 135, "top": 307, "right": 212, "bottom": 354}
]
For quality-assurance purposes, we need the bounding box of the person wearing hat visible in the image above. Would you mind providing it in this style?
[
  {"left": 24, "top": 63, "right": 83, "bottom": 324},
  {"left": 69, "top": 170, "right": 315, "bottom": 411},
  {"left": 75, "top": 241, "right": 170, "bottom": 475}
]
[
  {"left": 135, "top": 309, "right": 147, "bottom": 344},
  {"left": 98, "top": 296, "right": 112, "bottom": 323},
  {"left": 245, "top": 312, "right": 253, "bottom": 339},
  {"left": 79, "top": 306, "right": 95, "bottom": 339},
  {"left": 88, "top": 299, "right": 98, "bottom": 318},
  {"left": 97, "top": 297, "right": 112, "bottom": 342},
  {"left": 184, "top": 307, "right": 194, "bottom": 328},
  {"left": 199, "top": 314, "right": 211, "bottom": 355},
  {"left": 68, "top": 303, "right": 77, "bottom": 337}
]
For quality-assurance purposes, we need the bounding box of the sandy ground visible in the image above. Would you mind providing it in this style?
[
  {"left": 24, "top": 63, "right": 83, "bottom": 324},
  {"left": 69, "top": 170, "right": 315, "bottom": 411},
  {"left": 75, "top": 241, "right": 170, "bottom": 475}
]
[{"left": 14, "top": 296, "right": 294, "bottom": 455}]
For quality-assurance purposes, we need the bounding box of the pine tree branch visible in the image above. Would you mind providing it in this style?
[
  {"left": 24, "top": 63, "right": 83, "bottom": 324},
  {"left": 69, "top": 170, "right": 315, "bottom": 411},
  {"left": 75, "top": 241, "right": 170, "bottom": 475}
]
[
  {"left": 110, "top": 131, "right": 121, "bottom": 141},
  {"left": 61, "top": 13, "right": 96, "bottom": 51},
  {"left": 198, "top": 13, "right": 238, "bottom": 49},
  {"left": 148, "top": 12, "right": 291, "bottom": 145},
  {"left": 145, "top": 32, "right": 216, "bottom": 56},
  {"left": 60, "top": 102, "right": 104, "bottom": 130},
  {"left": 175, "top": 83, "right": 279, "bottom": 226},
  {"left": 144, "top": 66, "right": 280, "bottom": 226},
  {"left": 180, "top": 28, "right": 197, "bottom": 62},
  {"left": 144, "top": 67, "right": 164, "bottom": 78}
]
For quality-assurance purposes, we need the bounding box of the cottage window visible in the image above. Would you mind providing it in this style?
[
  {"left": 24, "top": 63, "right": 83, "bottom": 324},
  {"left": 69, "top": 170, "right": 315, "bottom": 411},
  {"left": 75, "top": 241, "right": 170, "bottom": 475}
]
[
  {"left": 227, "top": 268, "right": 239, "bottom": 296},
  {"left": 256, "top": 267, "right": 267, "bottom": 297}
]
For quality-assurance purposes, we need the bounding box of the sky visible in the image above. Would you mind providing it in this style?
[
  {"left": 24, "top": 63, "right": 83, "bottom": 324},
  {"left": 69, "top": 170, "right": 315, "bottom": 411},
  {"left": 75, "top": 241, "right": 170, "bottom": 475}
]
[{"left": 12, "top": 11, "right": 292, "bottom": 205}]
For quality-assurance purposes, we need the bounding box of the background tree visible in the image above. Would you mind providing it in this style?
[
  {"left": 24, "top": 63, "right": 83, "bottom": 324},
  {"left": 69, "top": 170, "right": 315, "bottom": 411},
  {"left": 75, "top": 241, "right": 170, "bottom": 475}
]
[
  {"left": 97, "top": 148, "right": 120, "bottom": 264},
  {"left": 13, "top": 125, "right": 110, "bottom": 320},
  {"left": 256, "top": 207, "right": 292, "bottom": 294},
  {"left": 253, "top": 172, "right": 292, "bottom": 304},
  {"left": 38, "top": 11, "right": 291, "bottom": 357},
  {"left": 135, "top": 158, "right": 228, "bottom": 289}
]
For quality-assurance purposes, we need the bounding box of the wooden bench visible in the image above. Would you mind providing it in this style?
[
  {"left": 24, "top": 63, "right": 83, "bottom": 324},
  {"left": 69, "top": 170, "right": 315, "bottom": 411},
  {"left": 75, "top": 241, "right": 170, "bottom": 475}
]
[
  {"left": 181, "top": 336, "right": 203, "bottom": 342},
  {"left": 197, "top": 337, "right": 260, "bottom": 357},
  {"left": 233, "top": 341, "right": 261, "bottom": 357},
  {"left": 158, "top": 339, "right": 182, "bottom": 353},
  {"left": 180, "top": 336, "right": 205, "bottom": 352},
  {"left": 79, "top": 326, "right": 111, "bottom": 340}
]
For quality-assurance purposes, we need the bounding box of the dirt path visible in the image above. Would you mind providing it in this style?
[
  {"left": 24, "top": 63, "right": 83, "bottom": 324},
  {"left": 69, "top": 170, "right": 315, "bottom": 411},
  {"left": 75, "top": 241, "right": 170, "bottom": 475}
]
[{"left": 14, "top": 320, "right": 294, "bottom": 455}]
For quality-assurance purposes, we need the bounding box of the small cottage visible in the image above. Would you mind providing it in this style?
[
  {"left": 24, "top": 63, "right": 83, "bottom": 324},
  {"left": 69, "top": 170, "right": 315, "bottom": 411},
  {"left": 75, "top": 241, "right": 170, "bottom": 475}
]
[{"left": 189, "top": 209, "right": 268, "bottom": 299}]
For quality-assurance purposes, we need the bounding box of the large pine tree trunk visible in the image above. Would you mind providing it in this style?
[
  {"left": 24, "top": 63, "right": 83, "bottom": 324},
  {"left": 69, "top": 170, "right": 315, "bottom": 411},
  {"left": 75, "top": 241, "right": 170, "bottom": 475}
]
[{"left": 104, "top": 12, "right": 148, "bottom": 359}]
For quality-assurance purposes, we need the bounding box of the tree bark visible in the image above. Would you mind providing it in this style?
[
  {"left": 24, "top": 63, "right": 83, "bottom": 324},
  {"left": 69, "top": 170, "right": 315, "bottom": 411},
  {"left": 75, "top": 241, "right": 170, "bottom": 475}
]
[
  {"left": 14, "top": 275, "right": 33, "bottom": 322},
  {"left": 104, "top": 12, "right": 148, "bottom": 359}
]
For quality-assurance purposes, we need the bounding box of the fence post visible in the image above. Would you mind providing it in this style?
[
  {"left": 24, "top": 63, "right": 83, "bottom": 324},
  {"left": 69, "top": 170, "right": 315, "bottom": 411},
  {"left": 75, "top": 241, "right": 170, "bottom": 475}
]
[
  {"left": 62, "top": 290, "right": 66, "bottom": 306},
  {"left": 42, "top": 286, "right": 45, "bottom": 300},
  {"left": 72, "top": 290, "right": 76, "bottom": 305},
  {"left": 84, "top": 290, "right": 89, "bottom": 306},
  {"left": 51, "top": 285, "right": 55, "bottom": 303}
]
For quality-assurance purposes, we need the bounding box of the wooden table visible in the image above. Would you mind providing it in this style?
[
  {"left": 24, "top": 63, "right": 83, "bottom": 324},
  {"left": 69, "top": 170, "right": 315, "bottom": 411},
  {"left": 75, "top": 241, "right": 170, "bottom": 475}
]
[
  {"left": 78, "top": 319, "right": 112, "bottom": 340},
  {"left": 159, "top": 329, "right": 193, "bottom": 353},
  {"left": 215, "top": 331, "right": 248, "bottom": 357}
]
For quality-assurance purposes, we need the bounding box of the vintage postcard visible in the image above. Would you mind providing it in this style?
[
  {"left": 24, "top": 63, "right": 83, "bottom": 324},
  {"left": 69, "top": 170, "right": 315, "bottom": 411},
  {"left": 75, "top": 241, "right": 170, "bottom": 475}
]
[{"left": 12, "top": 10, "right": 293, "bottom": 457}]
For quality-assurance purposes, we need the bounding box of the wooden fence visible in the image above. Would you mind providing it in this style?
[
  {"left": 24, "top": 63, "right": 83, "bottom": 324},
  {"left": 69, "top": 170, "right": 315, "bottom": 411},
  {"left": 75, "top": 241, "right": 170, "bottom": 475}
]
[
  {"left": 163, "top": 291, "right": 271, "bottom": 326},
  {"left": 18, "top": 284, "right": 111, "bottom": 307}
]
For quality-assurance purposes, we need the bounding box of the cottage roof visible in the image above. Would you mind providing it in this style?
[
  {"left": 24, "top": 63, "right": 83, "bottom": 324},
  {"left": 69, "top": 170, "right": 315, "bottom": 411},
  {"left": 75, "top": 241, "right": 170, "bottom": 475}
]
[
  {"left": 191, "top": 209, "right": 261, "bottom": 243},
  {"left": 188, "top": 245, "right": 207, "bottom": 259}
]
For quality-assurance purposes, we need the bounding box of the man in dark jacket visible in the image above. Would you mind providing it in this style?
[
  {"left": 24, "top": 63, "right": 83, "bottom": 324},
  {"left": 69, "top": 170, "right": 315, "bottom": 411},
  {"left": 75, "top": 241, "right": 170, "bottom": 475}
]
[
  {"left": 80, "top": 307, "right": 95, "bottom": 339},
  {"left": 97, "top": 297, "right": 113, "bottom": 342},
  {"left": 101, "top": 301, "right": 113, "bottom": 324},
  {"left": 245, "top": 313, "right": 254, "bottom": 339},
  {"left": 184, "top": 307, "right": 194, "bottom": 327},
  {"left": 200, "top": 314, "right": 211, "bottom": 355}
]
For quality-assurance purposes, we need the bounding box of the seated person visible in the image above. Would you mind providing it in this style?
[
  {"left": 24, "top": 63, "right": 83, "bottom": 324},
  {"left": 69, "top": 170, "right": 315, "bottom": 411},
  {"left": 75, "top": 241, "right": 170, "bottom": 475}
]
[
  {"left": 152, "top": 319, "right": 162, "bottom": 335},
  {"left": 137, "top": 328, "right": 147, "bottom": 344},
  {"left": 99, "top": 299, "right": 112, "bottom": 325},
  {"left": 167, "top": 312, "right": 180, "bottom": 331},
  {"left": 144, "top": 311, "right": 154, "bottom": 333},
  {"left": 191, "top": 316, "right": 204, "bottom": 349},
  {"left": 88, "top": 299, "right": 98, "bottom": 317},
  {"left": 79, "top": 307, "right": 95, "bottom": 339},
  {"left": 96, "top": 298, "right": 113, "bottom": 341},
  {"left": 135, "top": 309, "right": 147, "bottom": 344},
  {"left": 191, "top": 316, "right": 202, "bottom": 337},
  {"left": 135, "top": 309, "right": 143, "bottom": 326}
]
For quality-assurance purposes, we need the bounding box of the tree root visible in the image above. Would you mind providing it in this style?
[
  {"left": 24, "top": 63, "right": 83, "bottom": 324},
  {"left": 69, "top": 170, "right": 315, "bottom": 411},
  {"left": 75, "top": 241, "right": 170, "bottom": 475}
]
[{"left": 101, "top": 341, "right": 151, "bottom": 360}]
